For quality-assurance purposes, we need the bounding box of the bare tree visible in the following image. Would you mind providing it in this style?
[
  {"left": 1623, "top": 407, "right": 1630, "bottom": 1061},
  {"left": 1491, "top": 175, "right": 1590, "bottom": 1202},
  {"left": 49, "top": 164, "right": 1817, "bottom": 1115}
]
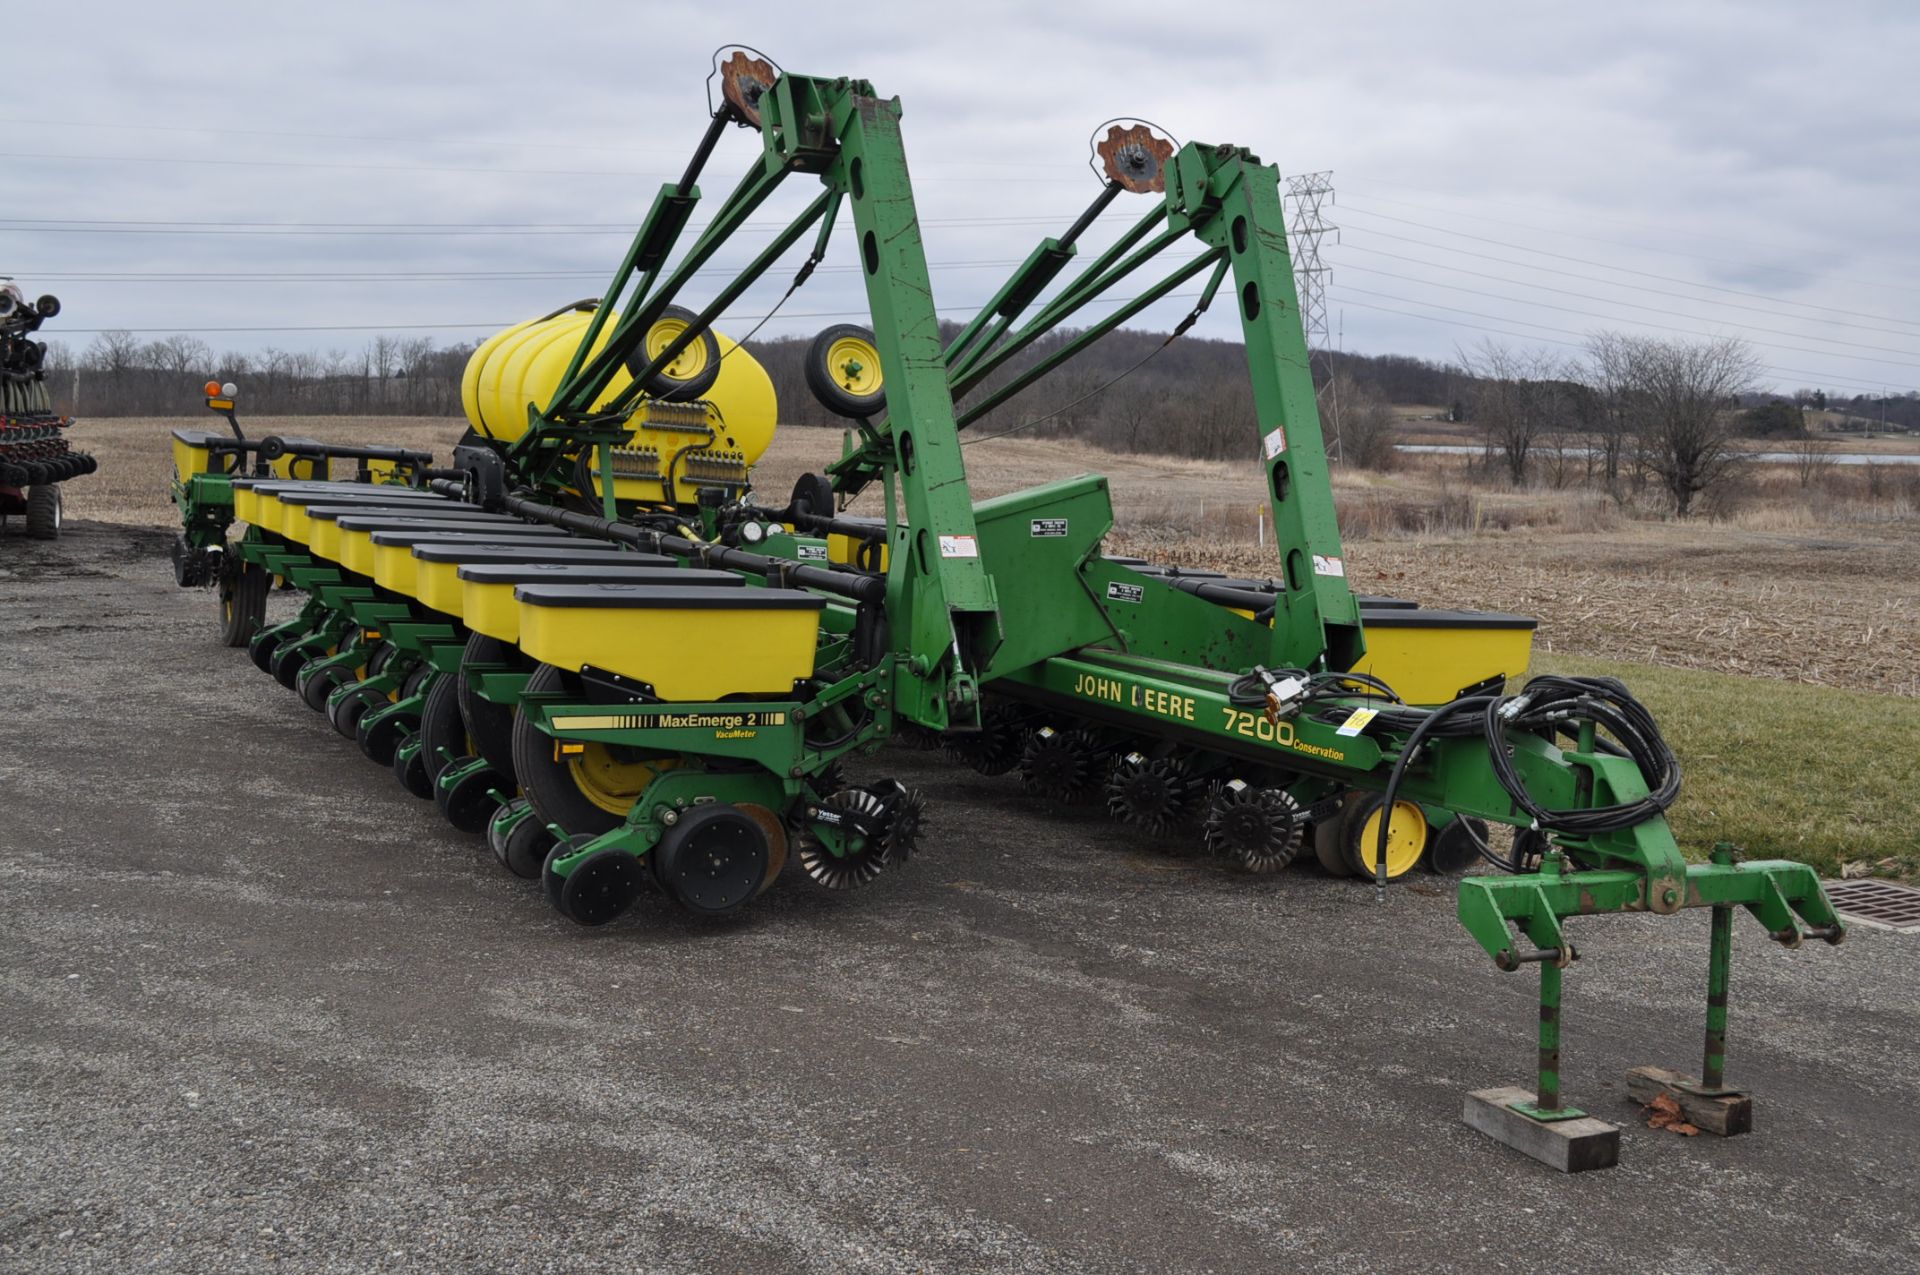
[
  {"left": 1457, "top": 340, "right": 1574, "bottom": 486},
  {"left": 1328, "top": 370, "right": 1398, "bottom": 470},
  {"left": 1789, "top": 435, "right": 1835, "bottom": 489},
  {"left": 1583, "top": 331, "right": 1649, "bottom": 494},
  {"left": 1606, "top": 333, "right": 1759, "bottom": 517}
]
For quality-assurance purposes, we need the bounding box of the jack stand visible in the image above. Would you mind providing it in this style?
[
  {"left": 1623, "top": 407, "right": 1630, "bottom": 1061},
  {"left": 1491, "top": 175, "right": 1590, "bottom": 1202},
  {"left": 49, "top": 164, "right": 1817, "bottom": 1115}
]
[
  {"left": 1464, "top": 851, "right": 1621, "bottom": 1171},
  {"left": 1625, "top": 848, "right": 1755, "bottom": 1135}
]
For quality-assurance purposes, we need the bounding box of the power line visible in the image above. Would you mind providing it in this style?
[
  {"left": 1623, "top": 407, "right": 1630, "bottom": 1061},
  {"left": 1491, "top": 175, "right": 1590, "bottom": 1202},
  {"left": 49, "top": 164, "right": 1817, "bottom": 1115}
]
[
  {"left": 1335, "top": 262, "right": 1920, "bottom": 365},
  {"left": 1340, "top": 241, "right": 1920, "bottom": 341},
  {"left": 1337, "top": 208, "right": 1920, "bottom": 330},
  {"left": 0, "top": 213, "right": 1088, "bottom": 237},
  {"left": 21, "top": 257, "right": 1061, "bottom": 283},
  {"left": 0, "top": 149, "right": 1090, "bottom": 185},
  {"left": 1342, "top": 180, "right": 1920, "bottom": 286},
  {"left": 53, "top": 286, "right": 1214, "bottom": 336},
  {"left": 0, "top": 116, "right": 1072, "bottom": 170},
  {"left": 1328, "top": 286, "right": 1912, "bottom": 393}
]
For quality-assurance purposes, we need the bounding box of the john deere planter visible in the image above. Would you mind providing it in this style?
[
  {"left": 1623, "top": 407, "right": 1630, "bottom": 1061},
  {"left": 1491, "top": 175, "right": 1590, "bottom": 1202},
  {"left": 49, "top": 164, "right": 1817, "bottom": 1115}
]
[
  {"left": 172, "top": 51, "right": 1842, "bottom": 1170},
  {"left": 1, "top": 281, "right": 95, "bottom": 540}
]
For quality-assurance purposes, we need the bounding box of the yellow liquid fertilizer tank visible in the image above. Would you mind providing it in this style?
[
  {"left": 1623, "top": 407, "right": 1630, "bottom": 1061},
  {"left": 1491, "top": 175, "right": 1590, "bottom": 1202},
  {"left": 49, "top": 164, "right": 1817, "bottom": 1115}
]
[{"left": 460, "top": 305, "right": 778, "bottom": 506}]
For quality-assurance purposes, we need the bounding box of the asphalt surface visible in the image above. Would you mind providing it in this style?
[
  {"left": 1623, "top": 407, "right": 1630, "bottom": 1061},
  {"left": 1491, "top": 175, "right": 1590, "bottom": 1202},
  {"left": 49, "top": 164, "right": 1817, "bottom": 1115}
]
[{"left": 3, "top": 520, "right": 1917, "bottom": 1274}]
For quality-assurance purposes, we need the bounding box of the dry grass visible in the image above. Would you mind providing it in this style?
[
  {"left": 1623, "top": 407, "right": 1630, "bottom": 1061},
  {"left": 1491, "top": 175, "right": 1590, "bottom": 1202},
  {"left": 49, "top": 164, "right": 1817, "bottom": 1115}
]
[{"left": 63, "top": 415, "right": 1920, "bottom": 699}]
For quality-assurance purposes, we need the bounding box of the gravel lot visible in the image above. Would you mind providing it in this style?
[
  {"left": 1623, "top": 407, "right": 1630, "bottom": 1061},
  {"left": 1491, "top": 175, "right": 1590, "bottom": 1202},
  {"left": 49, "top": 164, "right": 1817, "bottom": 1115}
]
[{"left": 3, "top": 521, "right": 1917, "bottom": 1274}]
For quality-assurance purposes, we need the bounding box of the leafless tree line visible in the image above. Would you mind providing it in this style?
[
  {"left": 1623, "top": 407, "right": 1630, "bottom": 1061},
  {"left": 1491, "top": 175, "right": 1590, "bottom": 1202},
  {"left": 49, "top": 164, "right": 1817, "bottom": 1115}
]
[
  {"left": 44, "top": 331, "right": 479, "bottom": 418},
  {"left": 43, "top": 317, "right": 1792, "bottom": 518},
  {"left": 1457, "top": 332, "right": 1764, "bottom": 516}
]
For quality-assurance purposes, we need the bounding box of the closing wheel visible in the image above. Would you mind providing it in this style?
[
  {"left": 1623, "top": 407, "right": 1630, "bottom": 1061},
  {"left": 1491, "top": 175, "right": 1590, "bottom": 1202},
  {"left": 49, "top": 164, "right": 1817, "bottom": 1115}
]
[
  {"left": 300, "top": 664, "right": 351, "bottom": 713},
  {"left": 392, "top": 737, "right": 432, "bottom": 799},
  {"left": 804, "top": 324, "right": 886, "bottom": 419},
  {"left": 357, "top": 704, "right": 413, "bottom": 766},
  {"left": 248, "top": 626, "right": 282, "bottom": 674},
  {"left": 457, "top": 633, "right": 525, "bottom": 779},
  {"left": 631, "top": 304, "right": 721, "bottom": 400},
  {"left": 218, "top": 561, "right": 270, "bottom": 647},
  {"left": 271, "top": 640, "right": 311, "bottom": 690},
  {"left": 511, "top": 663, "right": 675, "bottom": 838},
  {"left": 1341, "top": 795, "right": 1431, "bottom": 880},
  {"left": 486, "top": 800, "right": 518, "bottom": 869},
  {"left": 557, "top": 847, "right": 644, "bottom": 926},
  {"left": 1427, "top": 817, "right": 1490, "bottom": 875},
  {"left": 435, "top": 762, "right": 503, "bottom": 834},
  {"left": 23, "top": 484, "right": 61, "bottom": 540},
  {"left": 651, "top": 804, "right": 770, "bottom": 915},
  {"left": 328, "top": 683, "right": 388, "bottom": 740},
  {"left": 502, "top": 808, "right": 556, "bottom": 880}
]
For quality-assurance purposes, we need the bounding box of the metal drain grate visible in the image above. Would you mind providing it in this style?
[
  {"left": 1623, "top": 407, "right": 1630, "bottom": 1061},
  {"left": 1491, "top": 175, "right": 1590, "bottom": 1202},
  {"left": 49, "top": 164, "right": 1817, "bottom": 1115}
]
[{"left": 1825, "top": 879, "right": 1920, "bottom": 933}]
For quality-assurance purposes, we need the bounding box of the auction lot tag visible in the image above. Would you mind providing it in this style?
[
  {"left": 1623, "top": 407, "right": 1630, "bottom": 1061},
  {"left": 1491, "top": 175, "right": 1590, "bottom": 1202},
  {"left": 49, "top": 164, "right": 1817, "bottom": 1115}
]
[{"left": 1335, "top": 707, "right": 1378, "bottom": 737}]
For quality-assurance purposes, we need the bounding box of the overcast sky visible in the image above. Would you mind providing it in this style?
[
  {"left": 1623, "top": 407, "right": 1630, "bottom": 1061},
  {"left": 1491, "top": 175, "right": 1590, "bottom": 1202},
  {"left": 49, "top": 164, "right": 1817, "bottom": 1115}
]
[{"left": 7, "top": 0, "right": 1917, "bottom": 396}]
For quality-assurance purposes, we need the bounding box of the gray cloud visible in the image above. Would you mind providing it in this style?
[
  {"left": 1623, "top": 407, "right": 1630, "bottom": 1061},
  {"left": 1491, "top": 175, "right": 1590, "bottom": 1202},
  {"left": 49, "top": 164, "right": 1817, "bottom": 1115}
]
[{"left": 6, "top": 0, "right": 1915, "bottom": 394}]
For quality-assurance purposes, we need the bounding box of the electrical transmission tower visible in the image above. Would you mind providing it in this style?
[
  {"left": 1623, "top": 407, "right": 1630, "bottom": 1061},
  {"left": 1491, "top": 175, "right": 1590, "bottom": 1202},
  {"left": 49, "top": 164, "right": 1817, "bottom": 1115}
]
[{"left": 1284, "top": 171, "right": 1340, "bottom": 457}]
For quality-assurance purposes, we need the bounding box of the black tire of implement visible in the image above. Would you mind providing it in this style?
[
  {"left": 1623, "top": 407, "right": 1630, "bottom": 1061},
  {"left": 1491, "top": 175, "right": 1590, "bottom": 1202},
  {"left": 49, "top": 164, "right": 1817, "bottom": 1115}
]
[
  {"left": 1338, "top": 792, "right": 1431, "bottom": 880},
  {"left": 392, "top": 738, "right": 432, "bottom": 799},
  {"left": 23, "top": 484, "right": 60, "bottom": 540},
  {"left": 511, "top": 663, "right": 630, "bottom": 840},
  {"left": 300, "top": 664, "right": 349, "bottom": 713},
  {"left": 630, "top": 304, "right": 722, "bottom": 400},
  {"left": 788, "top": 472, "right": 835, "bottom": 522},
  {"left": 558, "top": 848, "right": 646, "bottom": 926},
  {"left": 271, "top": 641, "right": 309, "bottom": 691},
  {"left": 1426, "top": 817, "right": 1489, "bottom": 875},
  {"left": 218, "top": 562, "right": 271, "bottom": 647},
  {"left": 329, "top": 684, "right": 386, "bottom": 740},
  {"left": 357, "top": 705, "right": 412, "bottom": 767},
  {"left": 803, "top": 324, "right": 886, "bottom": 419},
  {"left": 248, "top": 627, "right": 280, "bottom": 674},
  {"left": 457, "top": 633, "right": 524, "bottom": 780},
  {"left": 435, "top": 764, "right": 501, "bottom": 835},
  {"left": 503, "top": 814, "right": 555, "bottom": 880},
  {"left": 418, "top": 673, "right": 469, "bottom": 786}
]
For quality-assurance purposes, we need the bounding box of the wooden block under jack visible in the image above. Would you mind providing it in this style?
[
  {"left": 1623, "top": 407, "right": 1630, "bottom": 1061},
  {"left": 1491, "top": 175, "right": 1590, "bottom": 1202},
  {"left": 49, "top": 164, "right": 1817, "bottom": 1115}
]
[
  {"left": 1624, "top": 1065, "right": 1755, "bottom": 1136},
  {"left": 1463, "top": 1086, "right": 1621, "bottom": 1173}
]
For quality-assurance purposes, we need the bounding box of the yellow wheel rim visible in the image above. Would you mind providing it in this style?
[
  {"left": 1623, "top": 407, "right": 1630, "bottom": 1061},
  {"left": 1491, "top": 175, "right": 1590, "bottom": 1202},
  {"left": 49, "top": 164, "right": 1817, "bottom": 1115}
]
[
  {"left": 1358, "top": 800, "right": 1429, "bottom": 878},
  {"left": 566, "top": 744, "right": 675, "bottom": 816},
  {"left": 826, "top": 335, "right": 882, "bottom": 396},
  {"left": 645, "top": 317, "right": 711, "bottom": 382}
]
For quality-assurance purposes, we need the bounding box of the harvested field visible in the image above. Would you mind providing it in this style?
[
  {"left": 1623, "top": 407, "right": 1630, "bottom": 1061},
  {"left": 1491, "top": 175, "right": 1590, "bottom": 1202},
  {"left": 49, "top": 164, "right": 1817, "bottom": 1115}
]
[{"left": 49, "top": 415, "right": 1920, "bottom": 699}]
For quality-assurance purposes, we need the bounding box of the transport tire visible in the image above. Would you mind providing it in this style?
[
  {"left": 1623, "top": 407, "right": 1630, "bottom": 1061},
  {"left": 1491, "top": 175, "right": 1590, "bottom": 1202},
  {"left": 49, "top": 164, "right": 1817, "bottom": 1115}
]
[
  {"left": 23, "top": 484, "right": 60, "bottom": 540},
  {"left": 804, "top": 324, "right": 885, "bottom": 418},
  {"left": 511, "top": 663, "right": 674, "bottom": 840},
  {"left": 218, "top": 561, "right": 271, "bottom": 647},
  {"left": 457, "top": 634, "right": 525, "bottom": 780},
  {"left": 1340, "top": 794, "right": 1431, "bottom": 881},
  {"left": 418, "top": 673, "right": 469, "bottom": 786},
  {"left": 631, "top": 304, "right": 721, "bottom": 400}
]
